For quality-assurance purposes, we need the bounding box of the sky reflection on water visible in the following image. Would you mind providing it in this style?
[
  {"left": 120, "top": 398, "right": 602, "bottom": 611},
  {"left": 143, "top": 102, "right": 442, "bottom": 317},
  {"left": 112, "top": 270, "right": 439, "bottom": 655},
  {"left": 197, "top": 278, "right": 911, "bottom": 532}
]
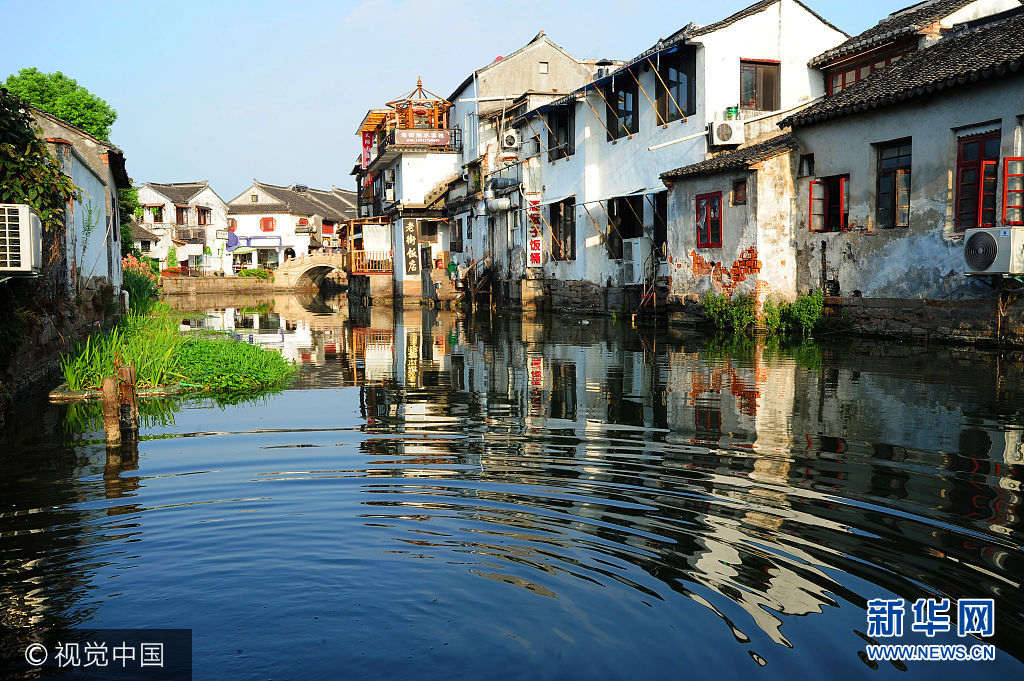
[{"left": 2, "top": 292, "right": 1023, "bottom": 680}]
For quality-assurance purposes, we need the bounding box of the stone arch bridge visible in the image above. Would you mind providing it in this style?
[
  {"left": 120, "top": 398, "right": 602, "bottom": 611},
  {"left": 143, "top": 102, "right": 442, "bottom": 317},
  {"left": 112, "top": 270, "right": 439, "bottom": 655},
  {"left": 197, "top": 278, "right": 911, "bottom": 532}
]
[{"left": 274, "top": 253, "right": 348, "bottom": 289}]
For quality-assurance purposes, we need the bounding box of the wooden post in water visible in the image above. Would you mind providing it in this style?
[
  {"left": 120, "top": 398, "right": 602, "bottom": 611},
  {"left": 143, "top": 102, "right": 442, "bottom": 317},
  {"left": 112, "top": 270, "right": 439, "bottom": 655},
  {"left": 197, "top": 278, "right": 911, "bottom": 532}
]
[
  {"left": 117, "top": 365, "right": 140, "bottom": 443},
  {"left": 101, "top": 376, "right": 121, "bottom": 447}
]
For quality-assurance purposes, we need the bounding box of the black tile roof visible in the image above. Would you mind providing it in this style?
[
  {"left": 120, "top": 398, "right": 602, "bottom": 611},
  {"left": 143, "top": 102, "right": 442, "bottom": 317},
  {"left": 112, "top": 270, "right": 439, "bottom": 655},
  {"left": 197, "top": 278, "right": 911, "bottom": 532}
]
[
  {"left": 231, "top": 182, "right": 357, "bottom": 222},
  {"left": 808, "top": 0, "right": 1020, "bottom": 66},
  {"left": 145, "top": 181, "right": 209, "bottom": 204},
  {"left": 691, "top": 0, "right": 845, "bottom": 37},
  {"left": 783, "top": 7, "right": 1024, "bottom": 128},
  {"left": 130, "top": 222, "right": 159, "bottom": 241},
  {"left": 661, "top": 133, "right": 797, "bottom": 180}
]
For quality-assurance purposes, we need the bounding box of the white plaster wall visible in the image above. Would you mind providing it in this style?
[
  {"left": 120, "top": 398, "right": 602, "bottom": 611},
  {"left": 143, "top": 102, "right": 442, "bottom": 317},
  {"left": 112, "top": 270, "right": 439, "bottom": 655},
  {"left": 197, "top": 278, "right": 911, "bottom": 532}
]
[
  {"left": 792, "top": 78, "right": 1024, "bottom": 298},
  {"left": 515, "top": 0, "right": 845, "bottom": 288},
  {"left": 940, "top": 0, "right": 1020, "bottom": 29},
  {"left": 398, "top": 153, "right": 461, "bottom": 205},
  {"left": 69, "top": 158, "right": 118, "bottom": 287}
]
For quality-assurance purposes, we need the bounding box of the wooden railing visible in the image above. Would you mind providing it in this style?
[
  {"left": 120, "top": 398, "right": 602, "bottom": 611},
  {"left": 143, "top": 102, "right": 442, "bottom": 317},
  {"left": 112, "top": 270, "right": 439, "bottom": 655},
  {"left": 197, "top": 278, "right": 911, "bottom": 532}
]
[{"left": 348, "top": 250, "right": 393, "bottom": 274}]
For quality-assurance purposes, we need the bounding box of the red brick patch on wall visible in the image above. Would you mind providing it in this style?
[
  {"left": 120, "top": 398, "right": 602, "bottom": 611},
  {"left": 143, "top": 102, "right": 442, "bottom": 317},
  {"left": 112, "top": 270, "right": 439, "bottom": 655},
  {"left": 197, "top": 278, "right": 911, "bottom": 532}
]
[{"left": 690, "top": 246, "right": 761, "bottom": 296}]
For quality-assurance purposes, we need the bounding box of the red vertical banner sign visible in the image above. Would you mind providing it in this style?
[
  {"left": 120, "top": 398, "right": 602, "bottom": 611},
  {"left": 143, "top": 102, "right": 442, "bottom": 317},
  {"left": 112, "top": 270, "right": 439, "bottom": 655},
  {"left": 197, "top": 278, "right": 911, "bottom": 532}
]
[
  {"left": 361, "top": 132, "right": 373, "bottom": 169},
  {"left": 526, "top": 192, "right": 542, "bottom": 267}
]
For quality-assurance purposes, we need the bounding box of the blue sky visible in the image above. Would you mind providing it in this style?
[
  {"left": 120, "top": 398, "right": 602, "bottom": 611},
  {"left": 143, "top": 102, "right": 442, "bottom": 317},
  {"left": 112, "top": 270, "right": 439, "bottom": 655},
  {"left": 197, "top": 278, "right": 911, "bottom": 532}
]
[{"left": 1, "top": 0, "right": 903, "bottom": 199}]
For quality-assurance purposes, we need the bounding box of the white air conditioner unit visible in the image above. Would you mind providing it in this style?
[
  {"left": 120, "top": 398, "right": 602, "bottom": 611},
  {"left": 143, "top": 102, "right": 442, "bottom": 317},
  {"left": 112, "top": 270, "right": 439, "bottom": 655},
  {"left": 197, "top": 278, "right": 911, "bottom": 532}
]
[
  {"left": 709, "top": 120, "right": 744, "bottom": 146},
  {"left": 963, "top": 227, "right": 1024, "bottom": 274},
  {"left": 621, "top": 237, "right": 652, "bottom": 285},
  {"left": 384, "top": 187, "right": 395, "bottom": 202},
  {"left": 0, "top": 204, "right": 43, "bottom": 275},
  {"left": 502, "top": 130, "right": 521, "bottom": 149}
]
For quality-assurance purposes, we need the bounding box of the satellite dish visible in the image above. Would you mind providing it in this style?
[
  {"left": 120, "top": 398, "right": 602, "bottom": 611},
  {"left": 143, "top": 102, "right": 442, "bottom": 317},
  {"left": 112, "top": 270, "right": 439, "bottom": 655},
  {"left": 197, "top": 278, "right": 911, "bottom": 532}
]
[{"left": 227, "top": 232, "right": 239, "bottom": 251}]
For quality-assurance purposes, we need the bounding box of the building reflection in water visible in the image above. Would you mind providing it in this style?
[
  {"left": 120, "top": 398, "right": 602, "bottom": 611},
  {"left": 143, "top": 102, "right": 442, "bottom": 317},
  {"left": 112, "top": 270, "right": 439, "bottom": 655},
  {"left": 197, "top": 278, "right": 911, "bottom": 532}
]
[{"left": 2, "top": 291, "right": 1022, "bottom": 672}]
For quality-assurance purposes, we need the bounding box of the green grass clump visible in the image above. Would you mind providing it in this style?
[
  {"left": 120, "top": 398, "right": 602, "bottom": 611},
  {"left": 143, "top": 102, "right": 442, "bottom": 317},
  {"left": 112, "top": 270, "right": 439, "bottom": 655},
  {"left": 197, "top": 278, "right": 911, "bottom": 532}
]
[
  {"left": 238, "top": 268, "right": 273, "bottom": 280},
  {"left": 701, "top": 289, "right": 825, "bottom": 339},
  {"left": 60, "top": 303, "right": 294, "bottom": 395}
]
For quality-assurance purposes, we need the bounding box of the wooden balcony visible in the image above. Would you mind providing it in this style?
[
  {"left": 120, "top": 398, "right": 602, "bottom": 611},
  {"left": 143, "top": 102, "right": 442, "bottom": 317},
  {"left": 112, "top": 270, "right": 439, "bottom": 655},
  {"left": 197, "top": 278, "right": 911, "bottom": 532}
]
[{"left": 348, "top": 250, "right": 393, "bottom": 274}]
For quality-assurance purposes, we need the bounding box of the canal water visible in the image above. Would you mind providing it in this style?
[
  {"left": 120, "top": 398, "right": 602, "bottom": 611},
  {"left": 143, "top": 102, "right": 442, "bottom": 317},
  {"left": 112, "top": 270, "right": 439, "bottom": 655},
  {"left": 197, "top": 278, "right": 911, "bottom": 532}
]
[{"left": 2, "top": 292, "right": 1023, "bottom": 680}]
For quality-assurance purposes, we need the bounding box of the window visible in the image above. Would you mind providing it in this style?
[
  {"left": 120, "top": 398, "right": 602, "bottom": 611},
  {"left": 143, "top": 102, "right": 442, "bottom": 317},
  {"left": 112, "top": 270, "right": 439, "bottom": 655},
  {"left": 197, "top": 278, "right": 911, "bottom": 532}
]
[
  {"left": 197, "top": 207, "right": 212, "bottom": 226},
  {"left": 653, "top": 190, "right": 668, "bottom": 258},
  {"left": 175, "top": 206, "right": 188, "bottom": 225},
  {"left": 538, "top": 61, "right": 549, "bottom": 74},
  {"left": 548, "top": 106, "right": 574, "bottom": 161},
  {"left": 655, "top": 50, "right": 694, "bottom": 124},
  {"left": 827, "top": 51, "right": 908, "bottom": 95},
  {"left": 150, "top": 205, "right": 163, "bottom": 223},
  {"left": 876, "top": 140, "right": 912, "bottom": 229},
  {"left": 809, "top": 175, "right": 850, "bottom": 232},
  {"left": 227, "top": 218, "right": 237, "bottom": 232},
  {"left": 607, "top": 195, "right": 644, "bottom": 259},
  {"left": 732, "top": 179, "right": 747, "bottom": 206},
  {"left": 250, "top": 194, "right": 258, "bottom": 203},
  {"left": 140, "top": 240, "right": 151, "bottom": 252},
  {"left": 419, "top": 219, "right": 438, "bottom": 242},
  {"left": 1006, "top": 157, "right": 1024, "bottom": 225},
  {"left": 550, "top": 197, "right": 576, "bottom": 261},
  {"left": 257, "top": 248, "right": 278, "bottom": 269},
  {"left": 955, "top": 130, "right": 1001, "bottom": 231},
  {"left": 605, "top": 75, "right": 638, "bottom": 141},
  {"left": 451, "top": 217, "right": 463, "bottom": 253},
  {"left": 260, "top": 217, "right": 276, "bottom": 232},
  {"left": 549, "top": 362, "right": 576, "bottom": 420},
  {"left": 740, "top": 60, "right": 779, "bottom": 111},
  {"left": 798, "top": 153, "right": 815, "bottom": 177},
  {"left": 695, "top": 403, "right": 722, "bottom": 441},
  {"left": 695, "top": 192, "right": 722, "bottom": 248}
]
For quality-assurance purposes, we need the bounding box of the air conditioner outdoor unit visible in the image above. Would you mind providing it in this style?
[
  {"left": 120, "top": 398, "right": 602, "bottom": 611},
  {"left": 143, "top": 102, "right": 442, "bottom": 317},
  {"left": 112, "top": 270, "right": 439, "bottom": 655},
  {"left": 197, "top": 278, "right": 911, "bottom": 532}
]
[
  {"left": 502, "top": 130, "right": 521, "bottom": 149},
  {"left": 963, "top": 227, "right": 1024, "bottom": 275},
  {"left": 384, "top": 187, "right": 395, "bottom": 202},
  {"left": 709, "top": 120, "right": 744, "bottom": 146},
  {"left": 621, "top": 237, "right": 652, "bottom": 285},
  {"left": 0, "top": 203, "right": 43, "bottom": 275}
]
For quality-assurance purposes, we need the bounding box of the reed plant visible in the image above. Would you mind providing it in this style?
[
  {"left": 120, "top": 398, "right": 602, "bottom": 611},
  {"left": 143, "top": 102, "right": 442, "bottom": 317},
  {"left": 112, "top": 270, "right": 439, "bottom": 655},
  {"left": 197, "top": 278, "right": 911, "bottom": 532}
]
[{"left": 60, "top": 303, "right": 294, "bottom": 395}]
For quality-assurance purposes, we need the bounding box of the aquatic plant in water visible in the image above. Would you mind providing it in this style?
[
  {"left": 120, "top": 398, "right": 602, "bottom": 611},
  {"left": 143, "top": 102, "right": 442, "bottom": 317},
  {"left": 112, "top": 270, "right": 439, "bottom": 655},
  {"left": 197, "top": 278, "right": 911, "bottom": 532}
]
[{"left": 60, "top": 303, "right": 294, "bottom": 394}]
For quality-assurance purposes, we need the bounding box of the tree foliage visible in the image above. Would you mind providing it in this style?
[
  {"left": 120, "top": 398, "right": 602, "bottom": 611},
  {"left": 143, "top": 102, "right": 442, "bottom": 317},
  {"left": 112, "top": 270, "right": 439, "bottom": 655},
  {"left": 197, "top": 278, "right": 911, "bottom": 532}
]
[
  {"left": 0, "top": 87, "right": 76, "bottom": 234},
  {"left": 119, "top": 185, "right": 140, "bottom": 256},
  {"left": 4, "top": 68, "right": 117, "bottom": 140}
]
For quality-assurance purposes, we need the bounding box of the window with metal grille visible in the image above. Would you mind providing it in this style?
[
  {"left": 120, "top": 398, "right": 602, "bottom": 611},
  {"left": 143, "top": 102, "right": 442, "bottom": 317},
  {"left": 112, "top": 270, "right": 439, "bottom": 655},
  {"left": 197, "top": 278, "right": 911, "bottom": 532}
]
[
  {"left": 260, "top": 217, "right": 275, "bottom": 232},
  {"left": 550, "top": 197, "right": 575, "bottom": 261},
  {"left": 655, "top": 50, "right": 695, "bottom": 124},
  {"left": 548, "top": 106, "right": 574, "bottom": 161},
  {"left": 605, "top": 75, "right": 638, "bottom": 141}
]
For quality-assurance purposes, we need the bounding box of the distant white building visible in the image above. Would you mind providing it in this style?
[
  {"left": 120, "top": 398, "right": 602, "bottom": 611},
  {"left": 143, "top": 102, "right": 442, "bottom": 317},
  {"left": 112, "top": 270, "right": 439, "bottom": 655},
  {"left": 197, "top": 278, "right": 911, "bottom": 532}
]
[
  {"left": 226, "top": 181, "right": 356, "bottom": 274},
  {"left": 135, "top": 181, "right": 228, "bottom": 272}
]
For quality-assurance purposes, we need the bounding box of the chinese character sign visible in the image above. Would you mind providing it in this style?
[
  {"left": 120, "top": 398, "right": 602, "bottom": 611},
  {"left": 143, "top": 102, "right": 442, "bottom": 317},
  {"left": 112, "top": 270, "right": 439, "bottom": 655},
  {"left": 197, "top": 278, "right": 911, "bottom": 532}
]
[
  {"left": 361, "top": 132, "right": 373, "bottom": 169},
  {"left": 526, "top": 195, "right": 542, "bottom": 268},
  {"left": 867, "top": 597, "right": 995, "bottom": 639},
  {"left": 403, "top": 221, "right": 419, "bottom": 276},
  {"left": 395, "top": 129, "right": 451, "bottom": 146}
]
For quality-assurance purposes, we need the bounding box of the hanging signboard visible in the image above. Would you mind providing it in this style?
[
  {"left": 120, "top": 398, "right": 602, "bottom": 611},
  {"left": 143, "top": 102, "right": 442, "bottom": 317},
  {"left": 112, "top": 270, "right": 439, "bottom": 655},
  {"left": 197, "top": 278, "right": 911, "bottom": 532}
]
[
  {"left": 526, "top": 193, "right": 542, "bottom": 267},
  {"left": 215, "top": 230, "right": 229, "bottom": 240},
  {"left": 403, "top": 220, "right": 419, "bottom": 276},
  {"left": 361, "top": 132, "right": 374, "bottom": 169},
  {"left": 395, "top": 129, "right": 451, "bottom": 146}
]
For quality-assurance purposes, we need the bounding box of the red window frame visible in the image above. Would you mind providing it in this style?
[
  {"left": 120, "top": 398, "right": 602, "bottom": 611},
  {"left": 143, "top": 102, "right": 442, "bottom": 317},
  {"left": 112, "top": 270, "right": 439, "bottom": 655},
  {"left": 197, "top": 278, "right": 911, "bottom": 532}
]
[
  {"left": 227, "top": 218, "right": 237, "bottom": 232},
  {"left": 1004, "top": 157, "right": 1024, "bottom": 226},
  {"left": 695, "top": 191, "right": 722, "bottom": 248},
  {"left": 260, "top": 217, "right": 276, "bottom": 232},
  {"left": 808, "top": 176, "right": 848, "bottom": 232},
  {"left": 955, "top": 130, "right": 1000, "bottom": 232}
]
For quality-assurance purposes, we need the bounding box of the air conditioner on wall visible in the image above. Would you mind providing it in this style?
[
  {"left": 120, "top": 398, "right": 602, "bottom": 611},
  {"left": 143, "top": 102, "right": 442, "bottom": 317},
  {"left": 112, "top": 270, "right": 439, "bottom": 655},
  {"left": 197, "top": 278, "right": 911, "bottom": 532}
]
[
  {"left": 0, "top": 204, "right": 43, "bottom": 275},
  {"left": 502, "top": 130, "right": 521, "bottom": 149},
  {"left": 384, "top": 187, "right": 395, "bottom": 202},
  {"left": 709, "top": 120, "right": 744, "bottom": 146},
  {"left": 963, "top": 227, "right": 1024, "bottom": 275},
  {"left": 621, "top": 237, "right": 652, "bottom": 285}
]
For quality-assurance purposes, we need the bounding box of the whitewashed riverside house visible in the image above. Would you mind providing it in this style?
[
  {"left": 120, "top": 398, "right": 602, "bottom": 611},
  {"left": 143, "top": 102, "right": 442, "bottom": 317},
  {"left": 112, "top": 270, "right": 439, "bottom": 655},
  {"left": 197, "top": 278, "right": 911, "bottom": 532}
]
[
  {"left": 31, "top": 109, "right": 130, "bottom": 293},
  {"left": 491, "top": 0, "right": 847, "bottom": 313},
  {"left": 135, "top": 181, "right": 228, "bottom": 272},
  {"left": 226, "top": 181, "right": 356, "bottom": 275}
]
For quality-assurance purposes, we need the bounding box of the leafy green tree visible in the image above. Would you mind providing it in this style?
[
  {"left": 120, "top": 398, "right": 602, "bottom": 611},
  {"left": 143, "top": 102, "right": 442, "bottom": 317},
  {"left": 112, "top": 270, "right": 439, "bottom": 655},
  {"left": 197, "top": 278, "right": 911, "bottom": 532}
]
[
  {"left": 4, "top": 68, "right": 117, "bottom": 140},
  {"left": 119, "top": 185, "right": 140, "bottom": 256},
  {"left": 0, "top": 87, "right": 76, "bottom": 234}
]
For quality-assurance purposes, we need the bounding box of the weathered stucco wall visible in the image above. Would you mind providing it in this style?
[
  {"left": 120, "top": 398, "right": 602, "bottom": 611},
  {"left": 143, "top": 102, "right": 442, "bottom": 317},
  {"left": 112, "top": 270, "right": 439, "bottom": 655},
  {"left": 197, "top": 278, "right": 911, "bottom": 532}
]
[{"left": 792, "top": 78, "right": 1024, "bottom": 299}]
